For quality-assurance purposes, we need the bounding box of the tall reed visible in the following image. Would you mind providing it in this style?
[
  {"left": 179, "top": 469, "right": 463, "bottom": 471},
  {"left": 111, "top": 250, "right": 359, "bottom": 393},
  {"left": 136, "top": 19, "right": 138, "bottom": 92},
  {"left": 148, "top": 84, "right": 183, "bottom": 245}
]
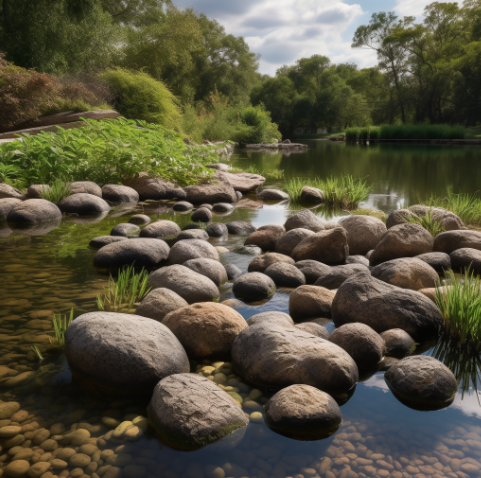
[
  {"left": 49, "top": 308, "right": 74, "bottom": 348},
  {"left": 423, "top": 190, "right": 481, "bottom": 226},
  {"left": 379, "top": 124, "right": 466, "bottom": 140},
  {"left": 345, "top": 128, "right": 359, "bottom": 144}
]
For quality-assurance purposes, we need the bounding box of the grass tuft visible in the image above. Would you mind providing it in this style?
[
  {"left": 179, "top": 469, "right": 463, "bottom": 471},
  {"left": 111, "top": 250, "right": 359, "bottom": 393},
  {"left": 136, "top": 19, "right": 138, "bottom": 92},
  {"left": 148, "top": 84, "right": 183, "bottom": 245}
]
[
  {"left": 41, "top": 179, "right": 71, "bottom": 204},
  {"left": 30, "top": 345, "right": 44, "bottom": 361},
  {"left": 423, "top": 190, "right": 481, "bottom": 226},
  {"left": 49, "top": 308, "right": 74, "bottom": 348},
  {"left": 406, "top": 210, "right": 445, "bottom": 236}
]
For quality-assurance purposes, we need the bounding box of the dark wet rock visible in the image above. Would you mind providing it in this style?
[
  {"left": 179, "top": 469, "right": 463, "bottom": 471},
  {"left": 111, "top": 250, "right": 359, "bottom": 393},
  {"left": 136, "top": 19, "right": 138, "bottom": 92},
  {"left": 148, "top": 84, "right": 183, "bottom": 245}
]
[
  {"left": 93, "top": 238, "right": 169, "bottom": 272},
  {"left": 235, "top": 245, "right": 262, "bottom": 256},
  {"left": 386, "top": 209, "right": 417, "bottom": 229},
  {"left": 206, "top": 223, "right": 228, "bottom": 238},
  {"left": 330, "top": 323, "right": 385, "bottom": 366},
  {"left": 27, "top": 184, "right": 50, "bottom": 198},
  {"left": 7, "top": 199, "right": 62, "bottom": 227},
  {"left": 314, "top": 263, "right": 367, "bottom": 289},
  {"left": 384, "top": 356, "right": 458, "bottom": 411},
  {"left": 275, "top": 228, "right": 314, "bottom": 256},
  {"left": 289, "top": 285, "right": 336, "bottom": 321},
  {"left": 416, "top": 252, "right": 451, "bottom": 273},
  {"left": 332, "top": 269, "right": 443, "bottom": 341},
  {"left": 163, "top": 303, "right": 247, "bottom": 359},
  {"left": 224, "top": 264, "right": 243, "bottom": 281},
  {"left": 58, "top": 193, "right": 111, "bottom": 216},
  {"left": 345, "top": 255, "right": 370, "bottom": 267},
  {"left": 212, "top": 203, "right": 235, "bottom": 213},
  {"left": 292, "top": 227, "right": 349, "bottom": 264},
  {"left": 408, "top": 205, "right": 465, "bottom": 231},
  {"left": 191, "top": 207, "right": 213, "bottom": 223},
  {"left": 246, "top": 311, "right": 294, "bottom": 327},
  {"left": 147, "top": 265, "right": 220, "bottom": 304},
  {"left": 102, "top": 184, "right": 139, "bottom": 204},
  {"left": 9, "top": 219, "right": 61, "bottom": 236},
  {"left": 129, "top": 214, "right": 151, "bottom": 225},
  {"left": 136, "top": 288, "right": 188, "bottom": 322},
  {"left": 173, "top": 201, "right": 193, "bottom": 212},
  {"left": 226, "top": 221, "right": 257, "bottom": 235},
  {"left": 124, "top": 175, "right": 186, "bottom": 200},
  {"left": 380, "top": 329, "right": 416, "bottom": 358},
  {"left": 0, "top": 198, "right": 21, "bottom": 222},
  {"left": 199, "top": 203, "right": 214, "bottom": 210},
  {"left": 184, "top": 258, "right": 228, "bottom": 286},
  {"left": 217, "top": 171, "right": 265, "bottom": 192},
  {"left": 140, "top": 220, "right": 181, "bottom": 239},
  {"left": 257, "top": 189, "right": 289, "bottom": 201},
  {"left": 245, "top": 228, "right": 284, "bottom": 252},
  {"left": 233, "top": 272, "right": 276, "bottom": 301},
  {"left": 434, "top": 230, "right": 481, "bottom": 254},
  {"left": 89, "top": 236, "right": 129, "bottom": 249},
  {"left": 248, "top": 252, "right": 295, "bottom": 273},
  {"left": 184, "top": 184, "right": 237, "bottom": 204},
  {"left": 258, "top": 224, "right": 286, "bottom": 233},
  {"left": 371, "top": 257, "right": 439, "bottom": 291},
  {"left": 300, "top": 186, "right": 325, "bottom": 204},
  {"left": 295, "top": 322, "right": 329, "bottom": 339},
  {"left": 231, "top": 323, "right": 358, "bottom": 397},
  {"left": 339, "top": 215, "right": 387, "bottom": 255},
  {"left": 70, "top": 181, "right": 102, "bottom": 197},
  {"left": 168, "top": 239, "right": 219, "bottom": 264},
  {"left": 177, "top": 229, "right": 209, "bottom": 241},
  {"left": 450, "top": 247, "right": 481, "bottom": 274},
  {"left": 182, "top": 222, "right": 201, "bottom": 230},
  {"left": 264, "top": 262, "right": 306, "bottom": 288},
  {"left": 110, "top": 223, "right": 140, "bottom": 237},
  {"left": 0, "top": 183, "right": 26, "bottom": 200},
  {"left": 65, "top": 311, "right": 189, "bottom": 396},
  {"left": 148, "top": 374, "right": 249, "bottom": 451},
  {"left": 264, "top": 384, "right": 341, "bottom": 440},
  {"left": 284, "top": 209, "right": 325, "bottom": 232},
  {"left": 369, "top": 223, "right": 433, "bottom": 266},
  {"left": 294, "top": 260, "right": 332, "bottom": 284}
]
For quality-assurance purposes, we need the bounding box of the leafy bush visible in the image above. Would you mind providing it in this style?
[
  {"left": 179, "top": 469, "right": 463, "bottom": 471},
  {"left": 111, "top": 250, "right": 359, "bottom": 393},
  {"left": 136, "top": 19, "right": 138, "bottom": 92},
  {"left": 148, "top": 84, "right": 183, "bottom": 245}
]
[{"left": 101, "top": 69, "right": 181, "bottom": 129}]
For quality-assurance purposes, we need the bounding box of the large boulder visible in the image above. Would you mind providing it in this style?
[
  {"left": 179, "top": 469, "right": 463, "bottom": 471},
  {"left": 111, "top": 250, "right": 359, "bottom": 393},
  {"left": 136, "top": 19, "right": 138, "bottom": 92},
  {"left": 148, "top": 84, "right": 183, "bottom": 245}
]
[
  {"left": 70, "top": 181, "right": 102, "bottom": 197},
  {"left": 294, "top": 260, "right": 332, "bottom": 284},
  {"left": 384, "top": 356, "right": 458, "bottom": 411},
  {"left": 434, "top": 230, "right": 481, "bottom": 254},
  {"left": 415, "top": 252, "right": 451, "bottom": 273},
  {"left": 248, "top": 252, "right": 295, "bottom": 273},
  {"left": 371, "top": 258, "right": 439, "bottom": 291},
  {"left": 147, "top": 265, "right": 220, "bottom": 304},
  {"left": 206, "top": 223, "right": 228, "bottom": 238},
  {"left": 162, "top": 303, "right": 247, "bottom": 359},
  {"left": 184, "top": 184, "right": 237, "bottom": 204},
  {"left": 246, "top": 311, "right": 294, "bottom": 327},
  {"left": 295, "top": 322, "right": 330, "bottom": 339},
  {"left": 369, "top": 223, "right": 433, "bottom": 266},
  {"left": 65, "top": 312, "right": 189, "bottom": 396},
  {"left": 27, "top": 184, "right": 50, "bottom": 198},
  {"left": 275, "top": 228, "right": 314, "bottom": 256},
  {"left": 7, "top": 199, "right": 62, "bottom": 227},
  {"left": 183, "top": 258, "right": 228, "bottom": 286},
  {"left": 0, "top": 184, "right": 25, "bottom": 200},
  {"left": 101, "top": 184, "right": 139, "bottom": 204},
  {"left": 300, "top": 186, "right": 325, "bottom": 204},
  {"left": 148, "top": 374, "right": 249, "bottom": 451},
  {"left": 284, "top": 209, "right": 325, "bottom": 232},
  {"left": 339, "top": 215, "right": 387, "bottom": 255},
  {"left": 264, "top": 385, "right": 342, "bottom": 440},
  {"left": 331, "top": 269, "right": 443, "bottom": 341},
  {"left": 173, "top": 201, "right": 193, "bottom": 212},
  {"left": 136, "top": 288, "right": 188, "bottom": 322},
  {"left": 168, "top": 239, "right": 219, "bottom": 264},
  {"left": 0, "top": 198, "right": 21, "bottom": 222},
  {"left": 231, "top": 324, "right": 359, "bottom": 398},
  {"left": 245, "top": 228, "right": 285, "bottom": 252},
  {"left": 292, "top": 227, "right": 349, "bottom": 264},
  {"left": 140, "top": 220, "right": 181, "bottom": 239},
  {"left": 289, "top": 285, "right": 336, "bottom": 321},
  {"left": 386, "top": 209, "right": 416, "bottom": 229},
  {"left": 257, "top": 189, "right": 289, "bottom": 201},
  {"left": 265, "top": 262, "right": 306, "bottom": 288},
  {"left": 93, "top": 238, "right": 169, "bottom": 272},
  {"left": 233, "top": 272, "right": 276, "bottom": 301},
  {"left": 124, "top": 174, "right": 185, "bottom": 200},
  {"left": 58, "top": 193, "right": 111, "bottom": 216},
  {"left": 380, "top": 329, "right": 416, "bottom": 358},
  {"left": 450, "top": 248, "right": 481, "bottom": 274},
  {"left": 226, "top": 221, "right": 257, "bottom": 235},
  {"left": 314, "top": 264, "right": 367, "bottom": 289},
  {"left": 217, "top": 171, "right": 265, "bottom": 192}
]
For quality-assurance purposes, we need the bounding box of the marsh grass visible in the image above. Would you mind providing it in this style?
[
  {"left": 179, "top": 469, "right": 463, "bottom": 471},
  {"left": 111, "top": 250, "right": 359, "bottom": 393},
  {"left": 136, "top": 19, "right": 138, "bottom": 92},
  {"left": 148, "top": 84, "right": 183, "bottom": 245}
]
[
  {"left": 41, "top": 179, "right": 71, "bottom": 204},
  {"left": 406, "top": 210, "right": 445, "bottom": 236},
  {"left": 423, "top": 190, "right": 481, "bottom": 226},
  {"left": 30, "top": 345, "right": 44, "bottom": 361},
  {"left": 97, "top": 265, "right": 151, "bottom": 313},
  {"left": 49, "top": 308, "right": 74, "bottom": 348},
  {"left": 379, "top": 124, "right": 466, "bottom": 140},
  {"left": 345, "top": 128, "right": 359, "bottom": 143},
  {"left": 358, "top": 127, "right": 369, "bottom": 144}
]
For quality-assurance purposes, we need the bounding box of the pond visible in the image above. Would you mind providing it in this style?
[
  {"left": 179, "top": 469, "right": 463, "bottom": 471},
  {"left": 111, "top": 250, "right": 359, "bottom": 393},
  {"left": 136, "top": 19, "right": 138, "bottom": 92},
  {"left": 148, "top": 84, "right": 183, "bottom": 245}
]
[{"left": 1, "top": 141, "right": 481, "bottom": 478}]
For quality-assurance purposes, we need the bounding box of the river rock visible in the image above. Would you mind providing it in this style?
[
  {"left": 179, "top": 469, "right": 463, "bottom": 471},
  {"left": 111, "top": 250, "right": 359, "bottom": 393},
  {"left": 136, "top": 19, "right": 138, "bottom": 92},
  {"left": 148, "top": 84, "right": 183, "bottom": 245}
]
[
  {"left": 27, "top": 184, "right": 50, "bottom": 198},
  {"left": 140, "top": 220, "right": 181, "bottom": 239},
  {"left": 232, "top": 323, "right": 358, "bottom": 397},
  {"left": 57, "top": 193, "right": 110, "bottom": 216},
  {"left": 136, "top": 288, "right": 188, "bottom": 322},
  {"left": 235, "top": 245, "right": 262, "bottom": 255},
  {"left": 330, "top": 323, "right": 385, "bottom": 366},
  {"left": 386, "top": 209, "right": 417, "bottom": 229},
  {"left": 177, "top": 229, "right": 209, "bottom": 241},
  {"left": 257, "top": 189, "right": 289, "bottom": 201},
  {"left": 212, "top": 203, "right": 235, "bottom": 213},
  {"left": 217, "top": 171, "right": 265, "bottom": 192},
  {"left": 275, "top": 228, "right": 314, "bottom": 256},
  {"left": 339, "top": 215, "right": 387, "bottom": 255},
  {"left": 124, "top": 175, "right": 186, "bottom": 200},
  {"left": 450, "top": 247, "right": 481, "bottom": 274},
  {"left": 300, "top": 186, "right": 325, "bottom": 203},
  {"left": 415, "top": 252, "right": 451, "bottom": 273},
  {"left": 168, "top": 239, "right": 219, "bottom": 264},
  {"left": 289, "top": 285, "right": 336, "bottom": 321},
  {"left": 162, "top": 303, "right": 247, "bottom": 359},
  {"left": 331, "top": 269, "right": 443, "bottom": 341},
  {"left": 295, "top": 322, "right": 329, "bottom": 339},
  {"left": 0, "top": 184, "right": 25, "bottom": 200},
  {"left": 0, "top": 198, "right": 22, "bottom": 222},
  {"left": 264, "top": 384, "right": 341, "bottom": 440},
  {"left": 147, "top": 265, "right": 220, "bottom": 303},
  {"left": 408, "top": 205, "right": 465, "bottom": 231},
  {"left": 233, "top": 272, "right": 276, "bottom": 301},
  {"left": 371, "top": 258, "right": 439, "bottom": 291},
  {"left": 184, "top": 184, "right": 237, "bottom": 204},
  {"left": 65, "top": 312, "right": 189, "bottom": 395},
  {"left": 173, "top": 201, "right": 193, "bottom": 212},
  {"left": 292, "top": 227, "right": 349, "bottom": 264},
  {"left": 380, "top": 329, "right": 416, "bottom": 357},
  {"left": 206, "top": 223, "right": 228, "bottom": 237},
  {"left": 70, "top": 181, "right": 102, "bottom": 197},
  {"left": 246, "top": 311, "right": 294, "bottom": 327},
  {"left": 245, "top": 228, "right": 284, "bottom": 252},
  {"left": 184, "top": 258, "right": 228, "bottom": 286},
  {"left": 384, "top": 356, "right": 458, "bottom": 410},
  {"left": 434, "top": 230, "right": 481, "bottom": 254},
  {"left": 345, "top": 255, "right": 370, "bottom": 267},
  {"left": 4, "top": 460, "right": 31, "bottom": 478},
  {"left": 191, "top": 207, "right": 213, "bottom": 223},
  {"left": 226, "top": 221, "right": 257, "bottom": 235},
  {"left": 89, "top": 236, "right": 128, "bottom": 249},
  {"left": 129, "top": 214, "right": 151, "bottom": 225},
  {"left": 369, "top": 223, "right": 433, "bottom": 266},
  {"left": 93, "top": 238, "right": 169, "bottom": 272},
  {"left": 248, "top": 252, "right": 295, "bottom": 272},
  {"left": 314, "top": 264, "right": 367, "bottom": 289},
  {"left": 102, "top": 185, "right": 139, "bottom": 204},
  {"left": 7, "top": 199, "right": 62, "bottom": 226},
  {"left": 265, "top": 262, "right": 306, "bottom": 288},
  {"left": 284, "top": 209, "right": 325, "bottom": 232},
  {"left": 224, "top": 264, "right": 242, "bottom": 281},
  {"left": 148, "top": 374, "right": 249, "bottom": 451},
  {"left": 110, "top": 223, "right": 140, "bottom": 237},
  {"left": 294, "top": 260, "right": 332, "bottom": 284}
]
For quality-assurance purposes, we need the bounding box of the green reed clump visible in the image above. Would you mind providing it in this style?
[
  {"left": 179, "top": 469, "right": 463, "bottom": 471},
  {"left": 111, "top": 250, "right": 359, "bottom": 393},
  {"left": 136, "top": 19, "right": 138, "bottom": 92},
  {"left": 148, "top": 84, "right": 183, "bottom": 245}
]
[
  {"left": 423, "top": 190, "right": 481, "bottom": 226},
  {"left": 317, "top": 175, "right": 371, "bottom": 208},
  {"left": 379, "top": 124, "right": 466, "bottom": 140},
  {"left": 30, "top": 345, "right": 44, "bottom": 361},
  {"left": 436, "top": 269, "right": 481, "bottom": 349},
  {"left": 41, "top": 179, "right": 71, "bottom": 204},
  {"left": 358, "top": 127, "right": 369, "bottom": 144},
  {"left": 49, "top": 308, "right": 74, "bottom": 348},
  {"left": 369, "top": 127, "right": 380, "bottom": 140},
  {"left": 345, "top": 128, "right": 359, "bottom": 143},
  {"left": 406, "top": 210, "right": 445, "bottom": 236},
  {"left": 97, "top": 265, "right": 151, "bottom": 313},
  {"left": 284, "top": 177, "right": 307, "bottom": 202}
]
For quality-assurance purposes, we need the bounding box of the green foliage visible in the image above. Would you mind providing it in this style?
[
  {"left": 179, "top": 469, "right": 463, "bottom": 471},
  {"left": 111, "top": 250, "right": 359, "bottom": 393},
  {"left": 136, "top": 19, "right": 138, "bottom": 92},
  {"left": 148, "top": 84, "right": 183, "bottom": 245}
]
[
  {"left": 345, "top": 128, "right": 359, "bottom": 143},
  {"left": 101, "top": 69, "right": 181, "bottom": 129},
  {"left": 423, "top": 190, "right": 481, "bottom": 226},
  {"left": 49, "top": 309, "right": 74, "bottom": 348},
  {"left": 358, "top": 127, "right": 369, "bottom": 143},
  {"left": 97, "top": 265, "right": 151, "bottom": 313},
  {"left": 41, "top": 180, "right": 72, "bottom": 204},
  {"left": 379, "top": 124, "right": 466, "bottom": 140},
  {"left": 0, "top": 118, "right": 217, "bottom": 187},
  {"left": 30, "top": 345, "right": 44, "bottom": 362},
  {"left": 406, "top": 210, "right": 445, "bottom": 236},
  {"left": 284, "top": 178, "right": 305, "bottom": 203}
]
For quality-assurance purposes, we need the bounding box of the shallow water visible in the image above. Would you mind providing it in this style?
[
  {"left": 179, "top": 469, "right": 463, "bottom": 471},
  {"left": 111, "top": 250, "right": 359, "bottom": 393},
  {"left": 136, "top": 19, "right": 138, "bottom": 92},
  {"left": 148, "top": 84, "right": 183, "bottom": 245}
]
[{"left": 1, "top": 142, "right": 481, "bottom": 478}]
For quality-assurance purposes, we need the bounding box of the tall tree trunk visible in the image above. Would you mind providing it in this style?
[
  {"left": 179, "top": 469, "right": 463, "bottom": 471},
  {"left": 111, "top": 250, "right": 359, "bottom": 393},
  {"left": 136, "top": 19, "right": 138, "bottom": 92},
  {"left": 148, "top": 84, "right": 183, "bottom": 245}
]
[{"left": 390, "top": 59, "right": 406, "bottom": 123}]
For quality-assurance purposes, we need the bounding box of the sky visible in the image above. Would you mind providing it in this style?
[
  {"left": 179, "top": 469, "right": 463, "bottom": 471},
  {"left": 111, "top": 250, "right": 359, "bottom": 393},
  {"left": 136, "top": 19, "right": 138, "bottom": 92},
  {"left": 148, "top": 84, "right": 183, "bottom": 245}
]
[{"left": 174, "top": 0, "right": 455, "bottom": 75}]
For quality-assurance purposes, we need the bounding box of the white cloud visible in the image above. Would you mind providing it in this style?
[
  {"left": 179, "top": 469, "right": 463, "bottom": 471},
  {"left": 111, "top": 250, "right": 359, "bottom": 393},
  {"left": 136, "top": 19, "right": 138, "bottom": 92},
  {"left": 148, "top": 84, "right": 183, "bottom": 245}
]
[{"left": 395, "top": 0, "right": 460, "bottom": 18}]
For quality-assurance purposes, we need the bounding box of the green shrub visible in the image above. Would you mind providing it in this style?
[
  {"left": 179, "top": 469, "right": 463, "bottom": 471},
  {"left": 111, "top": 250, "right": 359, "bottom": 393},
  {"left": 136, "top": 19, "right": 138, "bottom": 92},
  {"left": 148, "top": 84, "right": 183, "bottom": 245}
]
[
  {"left": 379, "top": 124, "right": 466, "bottom": 140},
  {"left": 101, "top": 69, "right": 181, "bottom": 129}
]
